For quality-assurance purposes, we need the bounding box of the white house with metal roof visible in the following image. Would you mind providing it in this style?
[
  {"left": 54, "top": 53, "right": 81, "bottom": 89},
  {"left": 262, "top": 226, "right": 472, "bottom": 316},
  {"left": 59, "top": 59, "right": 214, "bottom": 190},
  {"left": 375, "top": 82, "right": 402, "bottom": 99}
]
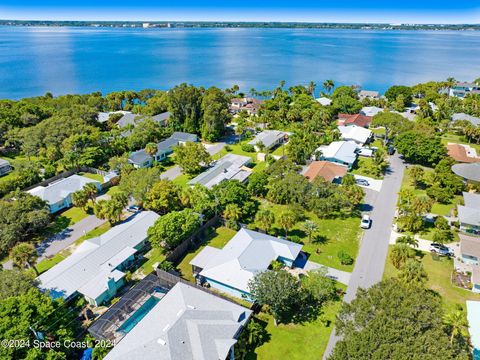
[
  {"left": 313, "top": 141, "right": 358, "bottom": 169},
  {"left": 338, "top": 125, "right": 372, "bottom": 146},
  {"left": 103, "top": 282, "right": 252, "bottom": 360},
  {"left": 188, "top": 154, "right": 252, "bottom": 189},
  {"left": 458, "top": 192, "right": 480, "bottom": 236},
  {"left": 37, "top": 211, "right": 159, "bottom": 306},
  {"left": 248, "top": 130, "right": 288, "bottom": 151},
  {"left": 27, "top": 174, "right": 101, "bottom": 213},
  {"left": 316, "top": 97, "right": 332, "bottom": 106},
  {"left": 190, "top": 228, "right": 303, "bottom": 300},
  {"left": 360, "top": 106, "right": 383, "bottom": 117}
]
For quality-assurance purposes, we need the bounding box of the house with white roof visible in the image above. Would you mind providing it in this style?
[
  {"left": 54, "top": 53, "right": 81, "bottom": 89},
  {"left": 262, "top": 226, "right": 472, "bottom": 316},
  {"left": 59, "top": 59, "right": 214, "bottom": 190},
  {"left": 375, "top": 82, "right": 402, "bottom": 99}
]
[
  {"left": 248, "top": 130, "right": 288, "bottom": 151},
  {"left": 458, "top": 192, "right": 480, "bottom": 236},
  {"left": 37, "top": 211, "right": 159, "bottom": 306},
  {"left": 338, "top": 125, "right": 372, "bottom": 146},
  {"left": 190, "top": 228, "right": 303, "bottom": 300},
  {"left": 116, "top": 112, "right": 171, "bottom": 128},
  {"left": 316, "top": 97, "right": 332, "bottom": 106},
  {"left": 27, "top": 174, "right": 101, "bottom": 213},
  {"left": 360, "top": 106, "right": 383, "bottom": 117},
  {"left": 103, "top": 281, "right": 251, "bottom": 360},
  {"left": 452, "top": 113, "right": 480, "bottom": 127},
  {"left": 466, "top": 301, "right": 480, "bottom": 359},
  {"left": 313, "top": 141, "right": 358, "bottom": 169},
  {"left": 358, "top": 90, "right": 380, "bottom": 100},
  {"left": 188, "top": 154, "right": 252, "bottom": 189}
]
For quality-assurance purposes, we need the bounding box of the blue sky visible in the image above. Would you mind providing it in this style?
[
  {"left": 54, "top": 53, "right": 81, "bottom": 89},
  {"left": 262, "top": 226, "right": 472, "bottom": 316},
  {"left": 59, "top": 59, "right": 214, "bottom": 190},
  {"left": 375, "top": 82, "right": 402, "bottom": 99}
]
[{"left": 1, "top": 1, "right": 479, "bottom": 24}]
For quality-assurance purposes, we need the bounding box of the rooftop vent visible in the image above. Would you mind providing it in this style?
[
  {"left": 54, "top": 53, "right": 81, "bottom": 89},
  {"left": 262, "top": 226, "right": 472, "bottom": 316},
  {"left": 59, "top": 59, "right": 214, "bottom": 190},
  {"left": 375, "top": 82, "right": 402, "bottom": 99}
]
[{"left": 157, "top": 338, "right": 166, "bottom": 346}]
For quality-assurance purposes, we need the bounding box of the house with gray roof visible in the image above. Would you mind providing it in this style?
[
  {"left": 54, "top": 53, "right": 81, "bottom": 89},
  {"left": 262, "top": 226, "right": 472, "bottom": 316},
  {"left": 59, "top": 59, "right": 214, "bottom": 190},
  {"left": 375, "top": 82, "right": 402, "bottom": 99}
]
[
  {"left": 452, "top": 113, "right": 480, "bottom": 127},
  {"left": 452, "top": 163, "right": 480, "bottom": 183},
  {"left": 358, "top": 90, "right": 380, "bottom": 100},
  {"left": 128, "top": 132, "right": 198, "bottom": 168},
  {"left": 313, "top": 141, "right": 358, "bottom": 169},
  {"left": 449, "top": 82, "right": 480, "bottom": 98},
  {"left": 37, "top": 211, "right": 159, "bottom": 306},
  {"left": 27, "top": 174, "right": 101, "bottom": 213},
  {"left": 103, "top": 281, "right": 252, "bottom": 360},
  {"left": 190, "top": 228, "right": 303, "bottom": 300},
  {"left": 188, "top": 154, "right": 252, "bottom": 189},
  {"left": 458, "top": 192, "right": 480, "bottom": 236},
  {"left": 114, "top": 111, "right": 171, "bottom": 128},
  {"left": 248, "top": 130, "right": 288, "bottom": 151},
  {"left": 0, "top": 158, "right": 12, "bottom": 176}
]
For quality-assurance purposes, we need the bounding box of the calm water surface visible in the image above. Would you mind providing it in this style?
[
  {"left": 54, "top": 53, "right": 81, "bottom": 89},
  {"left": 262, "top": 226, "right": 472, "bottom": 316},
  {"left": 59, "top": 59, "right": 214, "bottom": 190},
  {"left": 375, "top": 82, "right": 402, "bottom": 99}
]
[{"left": 1, "top": 26, "right": 480, "bottom": 99}]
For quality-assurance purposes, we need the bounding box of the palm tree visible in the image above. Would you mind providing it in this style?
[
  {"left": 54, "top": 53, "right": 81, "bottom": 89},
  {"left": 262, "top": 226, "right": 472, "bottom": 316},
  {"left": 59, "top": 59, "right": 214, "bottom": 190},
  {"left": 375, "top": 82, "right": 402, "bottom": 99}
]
[
  {"left": 72, "top": 189, "right": 88, "bottom": 210},
  {"left": 144, "top": 142, "right": 158, "bottom": 158},
  {"left": 278, "top": 210, "right": 296, "bottom": 239},
  {"left": 94, "top": 199, "right": 123, "bottom": 224},
  {"left": 302, "top": 220, "right": 318, "bottom": 242},
  {"left": 10, "top": 243, "right": 39, "bottom": 276},
  {"left": 307, "top": 81, "right": 316, "bottom": 98},
  {"left": 83, "top": 183, "right": 98, "bottom": 205},
  {"left": 444, "top": 310, "right": 469, "bottom": 344},
  {"left": 396, "top": 235, "right": 419, "bottom": 248},
  {"left": 223, "top": 203, "right": 242, "bottom": 229},
  {"left": 323, "top": 79, "right": 335, "bottom": 95},
  {"left": 389, "top": 243, "right": 415, "bottom": 269},
  {"left": 398, "top": 259, "right": 428, "bottom": 286},
  {"left": 255, "top": 209, "right": 275, "bottom": 234}
]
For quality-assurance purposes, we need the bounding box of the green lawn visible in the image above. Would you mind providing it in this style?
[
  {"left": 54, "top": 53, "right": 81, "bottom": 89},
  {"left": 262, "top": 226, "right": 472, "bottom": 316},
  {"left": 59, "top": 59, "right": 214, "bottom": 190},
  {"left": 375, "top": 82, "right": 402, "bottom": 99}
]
[
  {"left": 172, "top": 173, "right": 193, "bottom": 187},
  {"left": 78, "top": 172, "right": 104, "bottom": 182},
  {"left": 441, "top": 132, "right": 480, "bottom": 152},
  {"left": 176, "top": 227, "right": 237, "bottom": 281},
  {"left": 383, "top": 246, "right": 480, "bottom": 311},
  {"left": 350, "top": 157, "right": 384, "bottom": 179},
  {"left": 270, "top": 144, "right": 287, "bottom": 157},
  {"left": 256, "top": 201, "right": 361, "bottom": 271},
  {"left": 137, "top": 248, "right": 166, "bottom": 275},
  {"left": 250, "top": 299, "right": 342, "bottom": 359},
  {"left": 36, "top": 253, "right": 67, "bottom": 274},
  {"left": 43, "top": 206, "right": 90, "bottom": 235}
]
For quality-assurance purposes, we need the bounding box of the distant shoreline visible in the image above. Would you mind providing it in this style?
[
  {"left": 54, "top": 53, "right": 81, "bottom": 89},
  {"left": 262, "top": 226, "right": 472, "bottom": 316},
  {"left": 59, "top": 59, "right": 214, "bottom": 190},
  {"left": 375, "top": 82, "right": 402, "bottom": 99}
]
[{"left": 0, "top": 20, "right": 479, "bottom": 31}]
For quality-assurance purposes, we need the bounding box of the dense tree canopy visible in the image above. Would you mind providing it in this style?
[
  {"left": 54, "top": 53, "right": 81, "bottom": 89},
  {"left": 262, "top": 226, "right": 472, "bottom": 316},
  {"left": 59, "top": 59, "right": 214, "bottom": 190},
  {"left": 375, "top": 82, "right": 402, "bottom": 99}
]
[{"left": 394, "top": 131, "right": 446, "bottom": 166}]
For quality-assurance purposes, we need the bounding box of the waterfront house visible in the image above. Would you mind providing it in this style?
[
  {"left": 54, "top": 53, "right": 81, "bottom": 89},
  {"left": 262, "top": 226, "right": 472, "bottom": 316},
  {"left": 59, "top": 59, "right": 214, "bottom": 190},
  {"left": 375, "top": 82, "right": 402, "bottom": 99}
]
[
  {"left": 447, "top": 143, "right": 480, "bottom": 163},
  {"left": 27, "top": 174, "right": 101, "bottom": 213},
  {"left": 458, "top": 192, "right": 480, "bottom": 236},
  {"left": 360, "top": 106, "right": 383, "bottom": 117},
  {"left": 248, "top": 130, "right": 289, "bottom": 151},
  {"left": 188, "top": 153, "right": 252, "bottom": 189},
  {"left": 190, "top": 228, "right": 303, "bottom": 300},
  {"left": 312, "top": 141, "right": 358, "bottom": 169},
  {"left": 37, "top": 211, "right": 159, "bottom": 306},
  {"left": 338, "top": 125, "right": 372, "bottom": 146},
  {"left": 0, "top": 158, "right": 12, "bottom": 176},
  {"left": 316, "top": 97, "right": 332, "bottom": 106},
  {"left": 337, "top": 113, "right": 372, "bottom": 128},
  {"left": 303, "top": 161, "right": 348, "bottom": 183},
  {"left": 128, "top": 132, "right": 198, "bottom": 168},
  {"left": 102, "top": 281, "right": 252, "bottom": 360},
  {"left": 452, "top": 113, "right": 480, "bottom": 127},
  {"left": 449, "top": 82, "right": 480, "bottom": 98},
  {"left": 358, "top": 90, "right": 380, "bottom": 100}
]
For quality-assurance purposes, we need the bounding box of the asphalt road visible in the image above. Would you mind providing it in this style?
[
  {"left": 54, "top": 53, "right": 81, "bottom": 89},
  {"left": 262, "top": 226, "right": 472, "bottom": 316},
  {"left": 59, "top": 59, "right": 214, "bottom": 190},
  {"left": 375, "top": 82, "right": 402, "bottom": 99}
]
[{"left": 323, "top": 153, "right": 405, "bottom": 358}]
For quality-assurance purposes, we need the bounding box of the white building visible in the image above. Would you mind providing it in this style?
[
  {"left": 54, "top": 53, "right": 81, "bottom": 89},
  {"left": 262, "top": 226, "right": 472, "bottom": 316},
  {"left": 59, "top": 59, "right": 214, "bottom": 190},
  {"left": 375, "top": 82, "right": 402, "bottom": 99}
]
[{"left": 338, "top": 125, "right": 373, "bottom": 146}]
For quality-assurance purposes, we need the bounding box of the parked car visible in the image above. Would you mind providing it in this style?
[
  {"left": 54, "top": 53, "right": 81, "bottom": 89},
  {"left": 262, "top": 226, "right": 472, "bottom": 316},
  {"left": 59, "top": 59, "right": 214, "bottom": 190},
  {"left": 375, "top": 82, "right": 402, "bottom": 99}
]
[
  {"left": 360, "top": 214, "right": 371, "bottom": 229},
  {"left": 429, "top": 243, "right": 453, "bottom": 256},
  {"left": 127, "top": 205, "right": 142, "bottom": 213},
  {"left": 356, "top": 178, "right": 370, "bottom": 186},
  {"left": 387, "top": 145, "right": 396, "bottom": 155}
]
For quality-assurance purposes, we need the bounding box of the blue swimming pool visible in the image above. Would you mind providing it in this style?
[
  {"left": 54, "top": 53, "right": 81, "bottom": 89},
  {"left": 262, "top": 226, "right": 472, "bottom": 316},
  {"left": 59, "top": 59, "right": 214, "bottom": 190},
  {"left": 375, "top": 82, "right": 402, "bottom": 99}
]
[{"left": 117, "top": 295, "right": 161, "bottom": 334}]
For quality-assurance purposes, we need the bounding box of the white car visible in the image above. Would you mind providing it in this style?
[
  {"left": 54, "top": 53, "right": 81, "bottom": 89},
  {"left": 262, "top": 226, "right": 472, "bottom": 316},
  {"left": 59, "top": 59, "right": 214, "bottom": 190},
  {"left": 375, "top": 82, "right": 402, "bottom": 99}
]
[{"left": 361, "top": 214, "right": 371, "bottom": 229}]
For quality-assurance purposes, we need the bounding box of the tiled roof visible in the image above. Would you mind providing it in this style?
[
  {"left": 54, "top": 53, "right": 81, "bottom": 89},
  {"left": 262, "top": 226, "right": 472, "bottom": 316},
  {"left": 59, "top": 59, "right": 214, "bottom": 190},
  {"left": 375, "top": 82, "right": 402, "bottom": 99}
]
[
  {"left": 303, "top": 161, "right": 348, "bottom": 182},
  {"left": 447, "top": 144, "right": 480, "bottom": 163},
  {"left": 337, "top": 113, "right": 372, "bottom": 128}
]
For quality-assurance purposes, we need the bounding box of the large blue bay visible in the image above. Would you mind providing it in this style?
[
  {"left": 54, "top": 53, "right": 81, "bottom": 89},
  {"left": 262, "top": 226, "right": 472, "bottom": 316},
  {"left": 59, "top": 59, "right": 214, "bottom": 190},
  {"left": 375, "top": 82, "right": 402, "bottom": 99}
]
[{"left": 1, "top": 26, "right": 480, "bottom": 99}]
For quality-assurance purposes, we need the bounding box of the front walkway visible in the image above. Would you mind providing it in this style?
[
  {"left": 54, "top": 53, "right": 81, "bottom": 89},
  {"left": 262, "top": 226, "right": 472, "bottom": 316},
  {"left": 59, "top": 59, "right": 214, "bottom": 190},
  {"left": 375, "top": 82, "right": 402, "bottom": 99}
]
[{"left": 299, "top": 261, "right": 351, "bottom": 286}]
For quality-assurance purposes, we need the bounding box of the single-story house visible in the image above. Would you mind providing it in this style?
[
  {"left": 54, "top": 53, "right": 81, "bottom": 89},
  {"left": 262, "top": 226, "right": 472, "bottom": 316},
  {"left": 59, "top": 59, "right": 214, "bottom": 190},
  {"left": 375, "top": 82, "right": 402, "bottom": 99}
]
[
  {"left": 190, "top": 228, "right": 303, "bottom": 300},
  {"left": 449, "top": 82, "right": 480, "bottom": 98},
  {"left": 97, "top": 111, "right": 130, "bottom": 123},
  {"left": 452, "top": 163, "right": 480, "bottom": 183},
  {"left": 230, "top": 97, "right": 264, "bottom": 115},
  {"left": 358, "top": 90, "right": 380, "bottom": 100},
  {"left": 338, "top": 125, "right": 372, "bottom": 146},
  {"left": 337, "top": 113, "right": 373, "bottom": 128},
  {"left": 360, "top": 106, "right": 383, "bottom": 117},
  {"left": 313, "top": 141, "right": 358, "bottom": 169},
  {"left": 460, "top": 234, "right": 480, "bottom": 266},
  {"left": 303, "top": 161, "right": 348, "bottom": 183},
  {"left": 117, "top": 112, "right": 171, "bottom": 128},
  {"left": 0, "top": 158, "right": 12, "bottom": 176},
  {"left": 248, "top": 130, "right": 289, "bottom": 151},
  {"left": 316, "top": 97, "right": 332, "bottom": 106},
  {"left": 188, "top": 154, "right": 252, "bottom": 189},
  {"left": 466, "top": 301, "right": 480, "bottom": 359},
  {"left": 452, "top": 113, "right": 480, "bottom": 127},
  {"left": 37, "top": 211, "right": 159, "bottom": 306},
  {"left": 447, "top": 143, "right": 480, "bottom": 163},
  {"left": 27, "top": 174, "right": 101, "bottom": 213},
  {"left": 103, "top": 282, "right": 252, "bottom": 360},
  {"left": 458, "top": 192, "right": 480, "bottom": 236},
  {"left": 128, "top": 132, "right": 198, "bottom": 168}
]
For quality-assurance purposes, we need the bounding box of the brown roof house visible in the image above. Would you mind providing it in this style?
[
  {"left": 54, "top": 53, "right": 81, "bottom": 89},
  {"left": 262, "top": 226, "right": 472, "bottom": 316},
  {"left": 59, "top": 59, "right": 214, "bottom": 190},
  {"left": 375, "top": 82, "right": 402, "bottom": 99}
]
[
  {"left": 304, "top": 161, "right": 348, "bottom": 183},
  {"left": 337, "top": 113, "right": 373, "bottom": 128},
  {"left": 447, "top": 143, "right": 480, "bottom": 163}
]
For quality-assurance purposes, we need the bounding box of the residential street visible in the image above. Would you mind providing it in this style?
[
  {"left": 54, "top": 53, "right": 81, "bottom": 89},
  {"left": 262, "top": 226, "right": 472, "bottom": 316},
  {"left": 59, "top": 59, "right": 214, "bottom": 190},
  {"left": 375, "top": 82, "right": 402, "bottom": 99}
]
[{"left": 323, "top": 153, "right": 406, "bottom": 358}]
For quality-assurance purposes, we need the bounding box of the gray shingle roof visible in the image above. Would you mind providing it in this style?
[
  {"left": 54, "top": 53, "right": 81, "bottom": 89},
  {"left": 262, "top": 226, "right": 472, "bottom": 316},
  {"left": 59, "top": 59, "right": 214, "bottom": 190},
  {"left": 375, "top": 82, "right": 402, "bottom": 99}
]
[
  {"left": 452, "top": 163, "right": 480, "bottom": 182},
  {"left": 103, "top": 282, "right": 251, "bottom": 360},
  {"left": 171, "top": 132, "right": 198, "bottom": 143},
  {"left": 118, "top": 112, "right": 171, "bottom": 128},
  {"left": 452, "top": 113, "right": 480, "bottom": 126},
  {"left": 37, "top": 211, "right": 159, "bottom": 300},
  {"left": 248, "top": 130, "right": 287, "bottom": 149},
  {"left": 191, "top": 228, "right": 303, "bottom": 293}
]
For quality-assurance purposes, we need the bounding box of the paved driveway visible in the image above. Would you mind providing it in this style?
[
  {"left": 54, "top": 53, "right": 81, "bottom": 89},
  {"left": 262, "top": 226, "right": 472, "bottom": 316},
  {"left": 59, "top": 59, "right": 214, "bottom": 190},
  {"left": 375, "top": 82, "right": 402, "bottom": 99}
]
[
  {"left": 353, "top": 174, "right": 383, "bottom": 192},
  {"left": 160, "top": 165, "right": 182, "bottom": 180},
  {"left": 323, "top": 153, "right": 405, "bottom": 358}
]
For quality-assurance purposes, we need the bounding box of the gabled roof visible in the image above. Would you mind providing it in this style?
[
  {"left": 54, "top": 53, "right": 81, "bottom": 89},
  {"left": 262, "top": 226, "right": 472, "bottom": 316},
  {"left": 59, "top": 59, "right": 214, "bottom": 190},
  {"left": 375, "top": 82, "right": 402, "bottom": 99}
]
[
  {"left": 248, "top": 130, "right": 288, "bottom": 149},
  {"left": 460, "top": 233, "right": 480, "bottom": 260},
  {"left": 191, "top": 228, "right": 302, "bottom": 293},
  {"left": 337, "top": 113, "right": 372, "bottom": 128},
  {"left": 358, "top": 90, "right": 380, "bottom": 98},
  {"left": 103, "top": 282, "right": 251, "bottom": 360},
  {"left": 452, "top": 163, "right": 480, "bottom": 182},
  {"left": 338, "top": 125, "right": 372, "bottom": 145},
  {"left": 37, "top": 211, "right": 159, "bottom": 300},
  {"left": 171, "top": 132, "right": 198, "bottom": 143},
  {"left": 458, "top": 206, "right": 480, "bottom": 227},
  {"left": 304, "top": 161, "right": 348, "bottom": 182},
  {"left": 452, "top": 113, "right": 480, "bottom": 126},
  {"left": 27, "top": 175, "right": 100, "bottom": 205},
  {"left": 447, "top": 144, "right": 480, "bottom": 163},
  {"left": 118, "top": 112, "right": 171, "bottom": 128},
  {"left": 464, "top": 192, "right": 480, "bottom": 210},
  {"left": 317, "top": 141, "right": 358, "bottom": 165},
  {"left": 360, "top": 106, "right": 383, "bottom": 117}
]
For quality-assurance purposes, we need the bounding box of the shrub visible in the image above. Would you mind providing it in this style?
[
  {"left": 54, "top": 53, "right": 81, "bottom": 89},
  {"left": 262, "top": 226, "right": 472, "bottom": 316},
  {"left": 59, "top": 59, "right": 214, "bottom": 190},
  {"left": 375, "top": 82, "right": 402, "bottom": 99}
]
[
  {"left": 337, "top": 250, "right": 354, "bottom": 265},
  {"left": 241, "top": 143, "right": 255, "bottom": 152}
]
